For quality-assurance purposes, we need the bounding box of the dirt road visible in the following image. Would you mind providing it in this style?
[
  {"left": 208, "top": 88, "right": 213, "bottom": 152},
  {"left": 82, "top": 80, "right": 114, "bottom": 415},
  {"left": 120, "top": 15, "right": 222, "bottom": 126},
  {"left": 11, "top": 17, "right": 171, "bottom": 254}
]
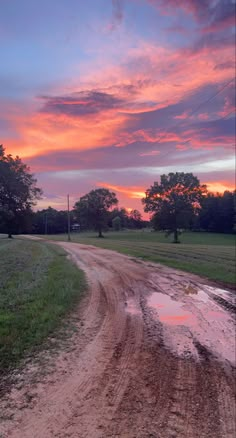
[{"left": 0, "top": 242, "right": 235, "bottom": 438}]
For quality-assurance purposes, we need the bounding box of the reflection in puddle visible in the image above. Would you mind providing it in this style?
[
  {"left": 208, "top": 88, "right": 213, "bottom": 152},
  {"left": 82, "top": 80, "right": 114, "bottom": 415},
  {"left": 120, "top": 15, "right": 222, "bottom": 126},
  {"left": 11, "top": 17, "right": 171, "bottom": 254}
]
[
  {"left": 148, "top": 293, "right": 193, "bottom": 326},
  {"left": 205, "top": 310, "right": 228, "bottom": 321},
  {"left": 147, "top": 286, "right": 235, "bottom": 364}
]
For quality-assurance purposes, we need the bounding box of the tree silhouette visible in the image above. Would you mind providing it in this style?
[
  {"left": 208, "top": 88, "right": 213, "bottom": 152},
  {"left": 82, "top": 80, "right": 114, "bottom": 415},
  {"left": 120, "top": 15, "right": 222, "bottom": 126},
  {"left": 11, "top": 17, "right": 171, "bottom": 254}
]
[
  {"left": 0, "top": 145, "right": 42, "bottom": 237},
  {"left": 143, "top": 172, "right": 207, "bottom": 243},
  {"left": 74, "top": 188, "right": 118, "bottom": 237}
]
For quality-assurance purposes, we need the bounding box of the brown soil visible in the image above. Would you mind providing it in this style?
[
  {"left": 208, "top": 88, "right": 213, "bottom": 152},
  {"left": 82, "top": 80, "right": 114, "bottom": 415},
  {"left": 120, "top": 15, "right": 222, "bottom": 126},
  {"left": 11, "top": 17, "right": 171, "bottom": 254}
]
[{"left": 0, "top": 242, "right": 235, "bottom": 438}]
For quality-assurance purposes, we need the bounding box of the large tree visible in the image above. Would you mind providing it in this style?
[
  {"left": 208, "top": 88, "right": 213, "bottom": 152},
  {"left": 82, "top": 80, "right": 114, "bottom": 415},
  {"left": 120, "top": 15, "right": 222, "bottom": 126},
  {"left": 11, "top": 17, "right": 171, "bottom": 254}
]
[
  {"left": 0, "top": 145, "right": 42, "bottom": 237},
  {"left": 142, "top": 172, "right": 206, "bottom": 243},
  {"left": 74, "top": 188, "right": 118, "bottom": 237}
]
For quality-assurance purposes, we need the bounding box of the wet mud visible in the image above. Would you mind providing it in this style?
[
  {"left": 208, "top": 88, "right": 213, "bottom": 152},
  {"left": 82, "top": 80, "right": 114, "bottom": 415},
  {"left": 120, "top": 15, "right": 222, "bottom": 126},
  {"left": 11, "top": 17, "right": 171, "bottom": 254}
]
[{"left": 0, "top": 242, "right": 235, "bottom": 438}]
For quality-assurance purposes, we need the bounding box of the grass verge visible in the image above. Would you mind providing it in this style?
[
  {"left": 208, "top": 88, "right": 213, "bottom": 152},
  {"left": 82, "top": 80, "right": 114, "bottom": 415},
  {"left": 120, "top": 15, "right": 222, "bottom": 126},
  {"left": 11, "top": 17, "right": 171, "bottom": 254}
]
[
  {"left": 0, "top": 237, "right": 86, "bottom": 373},
  {"left": 41, "top": 231, "right": 235, "bottom": 286}
]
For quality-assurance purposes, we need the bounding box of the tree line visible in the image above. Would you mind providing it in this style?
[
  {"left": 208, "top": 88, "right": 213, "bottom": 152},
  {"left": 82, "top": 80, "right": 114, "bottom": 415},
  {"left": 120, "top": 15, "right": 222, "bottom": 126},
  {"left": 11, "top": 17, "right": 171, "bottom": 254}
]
[
  {"left": 31, "top": 204, "right": 146, "bottom": 236},
  {"left": 0, "top": 146, "right": 235, "bottom": 240}
]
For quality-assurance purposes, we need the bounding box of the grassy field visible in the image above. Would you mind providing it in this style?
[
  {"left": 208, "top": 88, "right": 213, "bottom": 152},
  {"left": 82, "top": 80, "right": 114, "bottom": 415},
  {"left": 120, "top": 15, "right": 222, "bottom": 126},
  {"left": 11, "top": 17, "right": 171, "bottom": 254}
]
[
  {"left": 43, "top": 231, "right": 235, "bottom": 286},
  {"left": 0, "top": 237, "right": 86, "bottom": 373}
]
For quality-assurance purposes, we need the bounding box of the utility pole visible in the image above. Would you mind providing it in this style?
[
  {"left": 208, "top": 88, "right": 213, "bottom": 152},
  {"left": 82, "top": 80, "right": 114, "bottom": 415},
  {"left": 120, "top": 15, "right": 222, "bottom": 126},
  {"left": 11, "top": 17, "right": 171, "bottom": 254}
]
[
  {"left": 67, "top": 194, "right": 71, "bottom": 241},
  {"left": 45, "top": 211, "right": 48, "bottom": 235}
]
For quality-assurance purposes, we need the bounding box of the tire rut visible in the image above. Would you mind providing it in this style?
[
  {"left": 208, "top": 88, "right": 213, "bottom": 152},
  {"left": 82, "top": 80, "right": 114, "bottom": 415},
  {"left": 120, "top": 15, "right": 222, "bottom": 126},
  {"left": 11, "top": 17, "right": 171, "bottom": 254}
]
[{"left": 0, "top": 242, "right": 235, "bottom": 438}]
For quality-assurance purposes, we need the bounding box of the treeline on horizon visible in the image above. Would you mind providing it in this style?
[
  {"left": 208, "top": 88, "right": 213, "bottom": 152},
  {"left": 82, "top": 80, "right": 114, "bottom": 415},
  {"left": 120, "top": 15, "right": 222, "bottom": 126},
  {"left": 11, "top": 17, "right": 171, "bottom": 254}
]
[
  {"left": 0, "top": 145, "right": 235, "bottom": 238},
  {"left": 30, "top": 189, "right": 236, "bottom": 235},
  {"left": 0, "top": 190, "right": 234, "bottom": 236},
  {"left": 0, "top": 206, "right": 148, "bottom": 235}
]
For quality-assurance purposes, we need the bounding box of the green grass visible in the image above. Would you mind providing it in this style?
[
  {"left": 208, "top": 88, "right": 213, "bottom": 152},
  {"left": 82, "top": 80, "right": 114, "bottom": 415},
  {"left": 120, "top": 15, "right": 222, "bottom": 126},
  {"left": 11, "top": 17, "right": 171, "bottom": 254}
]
[
  {"left": 43, "top": 231, "right": 236, "bottom": 286},
  {"left": 0, "top": 237, "right": 86, "bottom": 372}
]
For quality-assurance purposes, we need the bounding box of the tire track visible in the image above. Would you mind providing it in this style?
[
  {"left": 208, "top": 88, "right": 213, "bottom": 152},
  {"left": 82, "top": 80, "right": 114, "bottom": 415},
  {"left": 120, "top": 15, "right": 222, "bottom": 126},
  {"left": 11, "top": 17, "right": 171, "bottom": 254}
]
[{"left": 0, "top": 242, "right": 235, "bottom": 438}]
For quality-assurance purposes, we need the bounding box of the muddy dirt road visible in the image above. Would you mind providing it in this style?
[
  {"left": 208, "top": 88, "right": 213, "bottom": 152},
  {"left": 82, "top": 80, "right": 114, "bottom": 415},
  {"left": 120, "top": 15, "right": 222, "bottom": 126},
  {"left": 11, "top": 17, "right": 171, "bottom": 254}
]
[{"left": 0, "top": 242, "right": 235, "bottom": 438}]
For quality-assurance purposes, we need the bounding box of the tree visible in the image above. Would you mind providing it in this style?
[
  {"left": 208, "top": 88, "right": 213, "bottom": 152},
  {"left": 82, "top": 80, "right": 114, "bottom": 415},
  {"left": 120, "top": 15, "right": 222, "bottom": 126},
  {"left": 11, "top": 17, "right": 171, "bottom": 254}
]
[
  {"left": 220, "top": 191, "right": 235, "bottom": 233},
  {"left": 31, "top": 207, "right": 68, "bottom": 234},
  {"left": 108, "top": 207, "right": 129, "bottom": 229},
  {"left": 73, "top": 188, "right": 118, "bottom": 237},
  {"left": 129, "top": 209, "right": 143, "bottom": 229},
  {"left": 0, "top": 145, "right": 42, "bottom": 238},
  {"left": 112, "top": 216, "right": 122, "bottom": 231},
  {"left": 142, "top": 172, "right": 206, "bottom": 243},
  {"left": 198, "top": 191, "right": 235, "bottom": 233}
]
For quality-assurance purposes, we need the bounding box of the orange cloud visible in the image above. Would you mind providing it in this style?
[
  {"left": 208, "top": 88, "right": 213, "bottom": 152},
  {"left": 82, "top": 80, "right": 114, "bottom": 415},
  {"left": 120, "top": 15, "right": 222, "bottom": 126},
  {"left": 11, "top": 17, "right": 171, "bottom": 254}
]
[
  {"left": 3, "top": 36, "right": 234, "bottom": 162},
  {"left": 205, "top": 181, "right": 235, "bottom": 193},
  {"left": 97, "top": 182, "right": 145, "bottom": 199},
  {"left": 4, "top": 107, "right": 129, "bottom": 158}
]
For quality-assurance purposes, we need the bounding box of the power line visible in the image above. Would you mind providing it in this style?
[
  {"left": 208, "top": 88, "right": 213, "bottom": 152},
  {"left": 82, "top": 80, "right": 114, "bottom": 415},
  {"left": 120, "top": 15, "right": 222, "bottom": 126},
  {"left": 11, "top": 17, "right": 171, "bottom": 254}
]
[
  {"left": 153, "top": 77, "right": 235, "bottom": 148},
  {"left": 175, "top": 108, "right": 235, "bottom": 149},
  {"left": 221, "top": 108, "right": 235, "bottom": 120},
  {"left": 185, "top": 78, "right": 235, "bottom": 119},
  {"left": 157, "top": 108, "right": 235, "bottom": 162},
  {"left": 67, "top": 194, "right": 71, "bottom": 241}
]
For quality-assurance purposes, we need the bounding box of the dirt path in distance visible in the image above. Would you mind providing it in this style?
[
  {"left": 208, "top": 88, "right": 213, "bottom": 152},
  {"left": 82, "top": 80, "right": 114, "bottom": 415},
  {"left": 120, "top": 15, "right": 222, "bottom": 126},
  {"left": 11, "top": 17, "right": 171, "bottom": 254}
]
[{"left": 0, "top": 242, "right": 235, "bottom": 438}]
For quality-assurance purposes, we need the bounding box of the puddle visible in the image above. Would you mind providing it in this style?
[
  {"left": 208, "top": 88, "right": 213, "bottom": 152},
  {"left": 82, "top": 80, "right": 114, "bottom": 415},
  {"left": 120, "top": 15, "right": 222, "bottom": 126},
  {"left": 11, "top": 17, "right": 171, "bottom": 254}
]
[
  {"left": 148, "top": 293, "right": 193, "bottom": 326},
  {"left": 147, "top": 289, "right": 235, "bottom": 365},
  {"left": 205, "top": 310, "right": 228, "bottom": 321}
]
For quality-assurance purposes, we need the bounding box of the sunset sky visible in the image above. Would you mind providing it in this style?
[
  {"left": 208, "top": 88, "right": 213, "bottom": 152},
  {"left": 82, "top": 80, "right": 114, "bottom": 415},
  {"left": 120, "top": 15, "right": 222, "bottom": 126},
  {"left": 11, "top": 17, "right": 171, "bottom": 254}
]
[{"left": 1, "top": 0, "right": 235, "bottom": 213}]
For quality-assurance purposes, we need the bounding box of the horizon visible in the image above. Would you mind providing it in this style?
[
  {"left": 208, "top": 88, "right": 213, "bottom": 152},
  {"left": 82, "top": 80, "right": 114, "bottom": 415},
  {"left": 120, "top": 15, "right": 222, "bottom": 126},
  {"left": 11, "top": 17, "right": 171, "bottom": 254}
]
[{"left": 1, "top": 0, "right": 235, "bottom": 213}]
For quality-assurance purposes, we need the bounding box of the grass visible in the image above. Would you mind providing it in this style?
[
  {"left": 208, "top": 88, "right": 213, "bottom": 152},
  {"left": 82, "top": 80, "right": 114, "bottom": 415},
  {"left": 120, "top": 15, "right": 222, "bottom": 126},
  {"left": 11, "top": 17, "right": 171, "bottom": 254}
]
[
  {"left": 0, "top": 237, "right": 86, "bottom": 373},
  {"left": 42, "top": 231, "right": 236, "bottom": 286}
]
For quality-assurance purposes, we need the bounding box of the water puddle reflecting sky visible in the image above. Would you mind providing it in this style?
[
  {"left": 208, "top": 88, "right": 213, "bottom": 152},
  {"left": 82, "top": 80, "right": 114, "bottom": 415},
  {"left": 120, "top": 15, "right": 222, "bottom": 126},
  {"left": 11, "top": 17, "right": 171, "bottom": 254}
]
[
  {"left": 147, "top": 288, "right": 235, "bottom": 364},
  {"left": 148, "top": 293, "right": 194, "bottom": 326}
]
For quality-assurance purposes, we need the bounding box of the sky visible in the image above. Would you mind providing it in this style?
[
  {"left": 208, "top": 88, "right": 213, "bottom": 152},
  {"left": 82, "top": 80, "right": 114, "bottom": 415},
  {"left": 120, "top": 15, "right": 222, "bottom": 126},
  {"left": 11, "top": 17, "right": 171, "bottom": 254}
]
[{"left": 1, "top": 0, "right": 235, "bottom": 213}]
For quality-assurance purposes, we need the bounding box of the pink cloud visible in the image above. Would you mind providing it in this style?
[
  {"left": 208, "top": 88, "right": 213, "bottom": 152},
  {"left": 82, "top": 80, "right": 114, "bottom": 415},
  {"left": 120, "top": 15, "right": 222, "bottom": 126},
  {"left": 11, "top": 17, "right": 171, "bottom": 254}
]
[
  {"left": 2, "top": 9, "right": 234, "bottom": 212},
  {"left": 176, "top": 143, "right": 189, "bottom": 151},
  {"left": 139, "top": 150, "right": 160, "bottom": 156},
  {"left": 197, "top": 113, "right": 209, "bottom": 121},
  {"left": 3, "top": 33, "right": 234, "bottom": 161},
  {"left": 145, "top": 0, "right": 235, "bottom": 35},
  {"left": 174, "top": 111, "right": 189, "bottom": 120}
]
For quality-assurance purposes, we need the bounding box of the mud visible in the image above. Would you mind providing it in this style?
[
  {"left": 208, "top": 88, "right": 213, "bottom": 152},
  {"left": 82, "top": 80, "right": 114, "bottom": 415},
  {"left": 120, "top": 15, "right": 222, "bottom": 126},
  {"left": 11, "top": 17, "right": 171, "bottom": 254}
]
[{"left": 0, "top": 242, "right": 235, "bottom": 438}]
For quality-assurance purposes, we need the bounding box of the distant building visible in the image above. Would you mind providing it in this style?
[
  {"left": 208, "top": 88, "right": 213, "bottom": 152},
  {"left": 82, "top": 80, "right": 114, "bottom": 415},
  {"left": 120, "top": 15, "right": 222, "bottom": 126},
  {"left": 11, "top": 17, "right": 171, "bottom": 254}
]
[{"left": 71, "top": 223, "right": 80, "bottom": 232}]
